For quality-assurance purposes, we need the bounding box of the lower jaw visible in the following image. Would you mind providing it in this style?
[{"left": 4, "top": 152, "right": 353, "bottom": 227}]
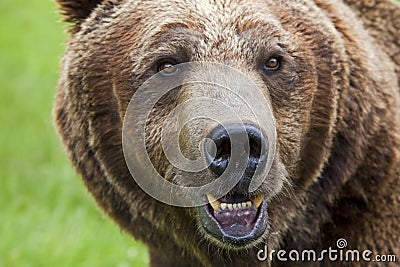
[{"left": 197, "top": 197, "right": 268, "bottom": 247}]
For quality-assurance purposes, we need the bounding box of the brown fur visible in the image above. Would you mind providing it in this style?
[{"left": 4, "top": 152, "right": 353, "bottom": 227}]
[{"left": 54, "top": 0, "right": 400, "bottom": 266}]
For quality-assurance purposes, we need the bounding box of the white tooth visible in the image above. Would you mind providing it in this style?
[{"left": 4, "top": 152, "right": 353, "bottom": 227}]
[
  {"left": 237, "top": 203, "right": 242, "bottom": 209},
  {"left": 246, "top": 201, "right": 252, "bottom": 208},
  {"left": 221, "top": 203, "right": 227, "bottom": 210},
  {"left": 206, "top": 194, "right": 221, "bottom": 211},
  {"left": 251, "top": 195, "right": 265, "bottom": 209},
  {"left": 227, "top": 203, "right": 233, "bottom": 210},
  {"left": 233, "top": 203, "right": 237, "bottom": 209}
]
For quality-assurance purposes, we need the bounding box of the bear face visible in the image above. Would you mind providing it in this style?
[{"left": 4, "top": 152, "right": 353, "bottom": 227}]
[{"left": 55, "top": 0, "right": 400, "bottom": 266}]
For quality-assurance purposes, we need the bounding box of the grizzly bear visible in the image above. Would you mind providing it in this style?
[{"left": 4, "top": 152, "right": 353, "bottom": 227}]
[{"left": 54, "top": 0, "right": 400, "bottom": 266}]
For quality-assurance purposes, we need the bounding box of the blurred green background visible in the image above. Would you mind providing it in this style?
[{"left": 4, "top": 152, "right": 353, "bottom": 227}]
[{"left": 0, "top": 1, "right": 148, "bottom": 266}]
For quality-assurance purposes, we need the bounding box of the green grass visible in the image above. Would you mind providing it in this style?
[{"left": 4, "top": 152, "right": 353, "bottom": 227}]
[{"left": 0, "top": 1, "right": 148, "bottom": 266}]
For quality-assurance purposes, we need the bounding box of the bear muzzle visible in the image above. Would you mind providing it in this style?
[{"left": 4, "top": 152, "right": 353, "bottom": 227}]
[{"left": 198, "top": 122, "right": 269, "bottom": 246}]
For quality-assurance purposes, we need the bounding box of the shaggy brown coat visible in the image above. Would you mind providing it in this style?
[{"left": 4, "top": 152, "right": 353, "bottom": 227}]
[{"left": 54, "top": 0, "right": 400, "bottom": 266}]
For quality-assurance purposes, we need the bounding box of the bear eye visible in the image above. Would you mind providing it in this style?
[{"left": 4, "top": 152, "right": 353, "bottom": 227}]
[
  {"left": 157, "top": 61, "right": 179, "bottom": 75},
  {"left": 263, "top": 57, "right": 281, "bottom": 71}
]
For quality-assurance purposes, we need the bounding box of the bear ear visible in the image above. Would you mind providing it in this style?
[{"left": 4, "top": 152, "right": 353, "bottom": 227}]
[{"left": 57, "top": 0, "right": 103, "bottom": 28}]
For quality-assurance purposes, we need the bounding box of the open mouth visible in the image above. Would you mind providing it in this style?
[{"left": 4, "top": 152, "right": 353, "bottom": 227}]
[{"left": 198, "top": 193, "right": 268, "bottom": 246}]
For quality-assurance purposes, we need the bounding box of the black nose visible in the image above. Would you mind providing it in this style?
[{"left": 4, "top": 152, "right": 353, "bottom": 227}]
[{"left": 204, "top": 123, "right": 268, "bottom": 193}]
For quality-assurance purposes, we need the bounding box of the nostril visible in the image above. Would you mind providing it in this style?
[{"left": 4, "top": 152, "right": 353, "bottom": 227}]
[
  {"left": 249, "top": 136, "right": 261, "bottom": 158},
  {"left": 204, "top": 126, "right": 230, "bottom": 176},
  {"left": 204, "top": 130, "right": 231, "bottom": 176},
  {"left": 247, "top": 126, "right": 265, "bottom": 160},
  {"left": 216, "top": 139, "right": 231, "bottom": 160}
]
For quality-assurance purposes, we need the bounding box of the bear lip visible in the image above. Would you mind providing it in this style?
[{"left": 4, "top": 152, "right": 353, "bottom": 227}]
[{"left": 198, "top": 195, "right": 268, "bottom": 246}]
